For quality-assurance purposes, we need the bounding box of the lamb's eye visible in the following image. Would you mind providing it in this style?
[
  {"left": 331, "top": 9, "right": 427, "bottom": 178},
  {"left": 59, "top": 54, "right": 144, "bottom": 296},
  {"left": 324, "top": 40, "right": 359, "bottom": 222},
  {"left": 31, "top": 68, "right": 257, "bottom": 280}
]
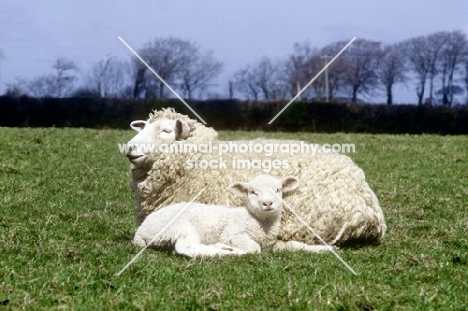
[
  {"left": 276, "top": 188, "right": 280, "bottom": 193},
  {"left": 250, "top": 189, "right": 257, "bottom": 195},
  {"left": 161, "top": 129, "right": 172, "bottom": 134}
]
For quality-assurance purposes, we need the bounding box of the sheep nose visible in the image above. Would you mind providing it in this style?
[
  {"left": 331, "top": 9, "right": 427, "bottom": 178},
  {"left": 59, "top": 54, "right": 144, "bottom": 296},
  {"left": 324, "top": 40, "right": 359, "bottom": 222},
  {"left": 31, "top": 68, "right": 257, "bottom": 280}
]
[
  {"left": 125, "top": 144, "right": 133, "bottom": 157},
  {"left": 263, "top": 201, "right": 273, "bottom": 207},
  {"left": 125, "top": 144, "right": 144, "bottom": 160}
]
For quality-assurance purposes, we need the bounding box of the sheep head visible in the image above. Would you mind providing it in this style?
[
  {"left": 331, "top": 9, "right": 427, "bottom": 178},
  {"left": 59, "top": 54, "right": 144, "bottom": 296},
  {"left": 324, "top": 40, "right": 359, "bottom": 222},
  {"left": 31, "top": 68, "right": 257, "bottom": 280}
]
[
  {"left": 229, "top": 175, "right": 300, "bottom": 220},
  {"left": 125, "top": 108, "right": 218, "bottom": 187},
  {"left": 125, "top": 108, "right": 218, "bottom": 177},
  {"left": 126, "top": 118, "right": 190, "bottom": 166}
]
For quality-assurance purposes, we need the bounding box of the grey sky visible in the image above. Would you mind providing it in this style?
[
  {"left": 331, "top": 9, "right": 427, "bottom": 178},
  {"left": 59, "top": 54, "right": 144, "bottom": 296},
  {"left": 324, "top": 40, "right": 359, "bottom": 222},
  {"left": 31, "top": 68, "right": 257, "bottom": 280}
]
[{"left": 1, "top": 1, "right": 467, "bottom": 102}]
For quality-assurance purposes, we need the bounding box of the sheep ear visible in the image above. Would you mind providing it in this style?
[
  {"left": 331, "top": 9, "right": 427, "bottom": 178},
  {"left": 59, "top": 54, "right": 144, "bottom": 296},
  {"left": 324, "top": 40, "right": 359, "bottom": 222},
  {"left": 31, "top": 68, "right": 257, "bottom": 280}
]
[
  {"left": 175, "top": 119, "right": 190, "bottom": 140},
  {"left": 130, "top": 120, "right": 147, "bottom": 132},
  {"left": 281, "top": 177, "right": 300, "bottom": 193},
  {"left": 228, "top": 182, "right": 249, "bottom": 198}
]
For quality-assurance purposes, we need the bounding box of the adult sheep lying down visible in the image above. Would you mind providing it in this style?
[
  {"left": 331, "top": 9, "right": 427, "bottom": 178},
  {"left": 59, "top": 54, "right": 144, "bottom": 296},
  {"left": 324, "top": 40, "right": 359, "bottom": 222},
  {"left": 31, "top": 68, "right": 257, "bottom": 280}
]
[{"left": 125, "top": 108, "right": 386, "bottom": 247}]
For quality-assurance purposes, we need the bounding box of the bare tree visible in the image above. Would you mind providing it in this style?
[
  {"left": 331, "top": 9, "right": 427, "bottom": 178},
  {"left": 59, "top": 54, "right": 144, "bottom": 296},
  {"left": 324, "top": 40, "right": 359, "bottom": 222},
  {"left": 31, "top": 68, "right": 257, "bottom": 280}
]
[
  {"left": 4, "top": 81, "right": 27, "bottom": 98},
  {"left": 343, "top": 39, "right": 381, "bottom": 103},
  {"left": 27, "top": 75, "right": 57, "bottom": 98},
  {"left": 16, "top": 58, "right": 78, "bottom": 98},
  {"left": 320, "top": 42, "right": 355, "bottom": 100},
  {"left": 283, "top": 41, "right": 355, "bottom": 101},
  {"left": 0, "top": 48, "right": 5, "bottom": 95},
  {"left": 436, "top": 30, "right": 468, "bottom": 106},
  {"left": 83, "top": 56, "right": 130, "bottom": 98},
  {"left": 52, "top": 58, "right": 78, "bottom": 98},
  {"left": 132, "top": 62, "right": 147, "bottom": 98},
  {"left": 253, "top": 57, "right": 287, "bottom": 99},
  {"left": 100, "top": 55, "right": 114, "bottom": 98},
  {"left": 232, "top": 66, "right": 259, "bottom": 100},
  {"left": 132, "top": 37, "right": 198, "bottom": 99},
  {"left": 178, "top": 51, "right": 222, "bottom": 99},
  {"left": 426, "top": 32, "right": 450, "bottom": 105},
  {"left": 270, "top": 61, "right": 290, "bottom": 99},
  {"left": 232, "top": 57, "right": 286, "bottom": 100},
  {"left": 130, "top": 37, "right": 223, "bottom": 99},
  {"left": 378, "top": 43, "right": 408, "bottom": 104},
  {"left": 464, "top": 59, "right": 468, "bottom": 105},
  {"left": 283, "top": 42, "right": 318, "bottom": 99},
  {"left": 403, "top": 32, "right": 449, "bottom": 105},
  {"left": 403, "top": 36, "right": 429, "bottom": 105}
]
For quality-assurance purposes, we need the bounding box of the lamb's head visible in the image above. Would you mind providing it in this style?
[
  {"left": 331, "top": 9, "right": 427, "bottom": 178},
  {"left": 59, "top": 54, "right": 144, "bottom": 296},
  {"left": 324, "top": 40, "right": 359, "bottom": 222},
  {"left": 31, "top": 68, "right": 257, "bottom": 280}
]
[{"left": 229, "top": 175, "right": 300, "bottom": 219}]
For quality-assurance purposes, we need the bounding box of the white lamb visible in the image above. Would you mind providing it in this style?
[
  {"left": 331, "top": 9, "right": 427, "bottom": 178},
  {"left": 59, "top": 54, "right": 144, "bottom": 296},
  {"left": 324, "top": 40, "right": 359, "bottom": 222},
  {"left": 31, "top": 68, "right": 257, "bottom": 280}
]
[
  {"left": 133, "top": 174, "right": 333, "bottom": 257},
  {"left": 126, "top": 108, "right": 387, "bottom": 247}
]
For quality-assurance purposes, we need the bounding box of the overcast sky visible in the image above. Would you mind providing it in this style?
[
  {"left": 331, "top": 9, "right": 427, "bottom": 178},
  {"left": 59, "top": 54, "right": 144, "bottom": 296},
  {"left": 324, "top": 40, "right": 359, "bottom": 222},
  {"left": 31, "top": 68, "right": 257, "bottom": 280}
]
[{"left": 1, "top": 1, "right": 468, "bottom": 103}]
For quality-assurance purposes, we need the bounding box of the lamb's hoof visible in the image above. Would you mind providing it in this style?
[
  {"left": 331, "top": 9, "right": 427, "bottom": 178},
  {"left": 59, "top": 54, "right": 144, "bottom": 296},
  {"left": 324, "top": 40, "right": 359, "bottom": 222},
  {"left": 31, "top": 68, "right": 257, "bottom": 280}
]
[
  {"left": 221, "top": 247, "right": 246, "bottom": 255},
  {"left": 230, "top": 249, "right": 247, "bottom": 255},
  {"left": 214, "top": 243, "right": 247, "bottom": 255}
]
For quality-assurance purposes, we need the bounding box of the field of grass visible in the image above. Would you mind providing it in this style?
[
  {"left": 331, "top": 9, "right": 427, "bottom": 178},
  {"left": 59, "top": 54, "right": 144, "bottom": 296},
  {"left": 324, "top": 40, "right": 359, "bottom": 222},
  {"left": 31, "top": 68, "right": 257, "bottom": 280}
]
[{"left": 0, "top": 127, "right": 467, "bottom": 310}]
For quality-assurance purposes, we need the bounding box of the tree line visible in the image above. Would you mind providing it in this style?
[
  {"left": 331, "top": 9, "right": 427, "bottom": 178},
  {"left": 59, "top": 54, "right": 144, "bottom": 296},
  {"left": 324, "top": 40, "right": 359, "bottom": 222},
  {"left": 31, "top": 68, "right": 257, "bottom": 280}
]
[
  {"left": 1, "top": 97, "right": 467, "bottom": 134},
  {"left": 4, "top": 30, "right": 468, "bottom": 106}
]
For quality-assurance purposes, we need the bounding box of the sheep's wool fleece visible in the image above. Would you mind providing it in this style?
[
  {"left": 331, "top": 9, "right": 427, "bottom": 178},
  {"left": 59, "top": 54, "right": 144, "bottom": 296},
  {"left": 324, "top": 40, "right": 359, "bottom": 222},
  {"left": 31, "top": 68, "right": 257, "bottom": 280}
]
[
  {"left": 132, "top": 110, "right": 386, "bottom": 246},
  {"left": 147, "top": 108, "right": 218, "bottom": 142}
]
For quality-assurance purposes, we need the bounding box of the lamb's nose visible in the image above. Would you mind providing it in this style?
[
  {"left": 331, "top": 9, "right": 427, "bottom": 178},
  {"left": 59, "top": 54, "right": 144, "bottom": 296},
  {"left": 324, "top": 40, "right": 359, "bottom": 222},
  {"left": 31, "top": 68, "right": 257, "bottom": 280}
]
[{"left": 263, "top": 201, "right": 273, "bottom": 207}]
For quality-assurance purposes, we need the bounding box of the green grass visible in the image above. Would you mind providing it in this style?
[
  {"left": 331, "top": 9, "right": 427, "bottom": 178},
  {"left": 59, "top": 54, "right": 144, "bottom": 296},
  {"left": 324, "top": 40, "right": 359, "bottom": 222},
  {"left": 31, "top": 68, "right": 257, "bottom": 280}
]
[{"left": 0, "top": 127, "right": 467, "bottom": 310}]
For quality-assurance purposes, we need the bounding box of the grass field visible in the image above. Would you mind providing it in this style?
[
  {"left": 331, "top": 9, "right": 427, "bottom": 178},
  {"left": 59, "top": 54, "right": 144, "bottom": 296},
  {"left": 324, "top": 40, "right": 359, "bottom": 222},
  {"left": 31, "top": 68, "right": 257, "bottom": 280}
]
[{"left": 0, "top": 127, "right": 467, "bottom": 310}]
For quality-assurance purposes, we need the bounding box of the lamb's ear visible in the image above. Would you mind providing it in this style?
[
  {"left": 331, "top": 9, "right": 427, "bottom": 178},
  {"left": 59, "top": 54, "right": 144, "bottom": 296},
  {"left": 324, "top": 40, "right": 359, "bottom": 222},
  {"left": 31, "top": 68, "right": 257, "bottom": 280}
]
[
  {"left": 281, "top": 176, "right": 300, "bottom": 194},
  {"left": 228, "top": 182, "right": 249, "bottom": 198},
  {"left": 130, "top": 120, "right": 147, "bottom": 132},
  {"left": 175, "top": 119, "right": 190, "bottom": 140}
]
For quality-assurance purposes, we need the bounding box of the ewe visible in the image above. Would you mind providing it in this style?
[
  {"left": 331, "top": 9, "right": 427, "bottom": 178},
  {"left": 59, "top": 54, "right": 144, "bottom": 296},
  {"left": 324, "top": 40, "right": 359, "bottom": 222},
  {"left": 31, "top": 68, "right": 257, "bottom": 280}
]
[
  {"left": 126, "top": 109, "right": 217, "bottom": 183},
  {"left": 133, "top": 174, "right": 333, "bottom": 257},
  {"left": 126, "top": 108, "right": 387, "bottom": 247}
]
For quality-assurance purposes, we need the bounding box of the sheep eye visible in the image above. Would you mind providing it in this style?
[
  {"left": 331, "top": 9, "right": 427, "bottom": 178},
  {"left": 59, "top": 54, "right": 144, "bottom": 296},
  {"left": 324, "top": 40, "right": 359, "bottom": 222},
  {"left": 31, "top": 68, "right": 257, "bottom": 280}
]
[
  {"left": 249, "top": 189, "right": 257, "bottom": 195},
  {"left": 160, "top": 129, "right": 172, "bottom": 134},
  {"left": 276, "top": 188, "right": 280, "bottom": 193}
]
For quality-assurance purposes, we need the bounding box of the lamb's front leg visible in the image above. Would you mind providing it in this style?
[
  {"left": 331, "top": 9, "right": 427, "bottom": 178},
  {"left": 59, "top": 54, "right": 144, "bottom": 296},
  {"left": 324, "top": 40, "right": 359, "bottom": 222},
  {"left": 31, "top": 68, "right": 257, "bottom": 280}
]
[
  {"left": 223, "top": 233, "right": 262, "bottom": 254},
  {"left": 212, "top": 243, "right": 247, "bottom": 255},
  {"left": 273, "top": 240, "right": 336, "bottom": 253},
  {"left": 174, "top": 239, "right": 245, "bottom": 258}
]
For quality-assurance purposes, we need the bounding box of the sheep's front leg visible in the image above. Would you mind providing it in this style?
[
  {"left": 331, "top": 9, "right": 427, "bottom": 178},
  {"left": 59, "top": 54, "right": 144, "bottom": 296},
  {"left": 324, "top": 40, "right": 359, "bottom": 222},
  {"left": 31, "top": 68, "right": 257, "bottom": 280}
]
[{"left": 273, "top": 241, "right": 336, "bottom": 253}]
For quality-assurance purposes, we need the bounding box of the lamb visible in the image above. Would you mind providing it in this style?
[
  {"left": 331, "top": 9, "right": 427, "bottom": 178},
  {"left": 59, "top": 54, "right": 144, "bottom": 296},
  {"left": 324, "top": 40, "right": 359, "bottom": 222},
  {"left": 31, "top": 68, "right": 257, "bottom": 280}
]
[
  {"left": 126, "top": 108, "right": 387, "bottom": 247},
  {"left": 133, "top": 174, "right": 333, "bottom": 257}
]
